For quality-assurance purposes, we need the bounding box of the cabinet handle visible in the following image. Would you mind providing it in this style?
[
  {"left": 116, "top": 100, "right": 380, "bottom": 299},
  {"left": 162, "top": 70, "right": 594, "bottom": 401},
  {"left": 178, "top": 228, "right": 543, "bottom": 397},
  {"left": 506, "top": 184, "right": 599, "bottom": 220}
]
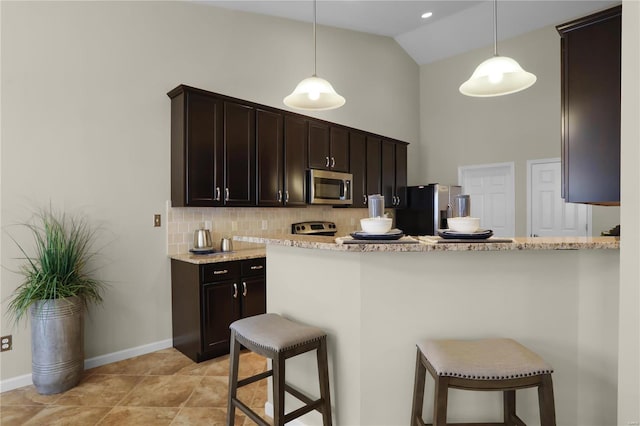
[
  {"left": 213, "top": 269, "right": 228, "bottom": 275},
  {"left": 363, "top": 195, "right": 368, "bottom": 205},
  {"left": 284, "top": 191, "right": 289, "bottom": 203},
  {"left": 325, "top": 156, "right": 330, "bottom": 167},
  {"left": 215, "top": 187, "right": 221, "bottom": 201},
  {"left": 225, "top": 187, "right": 230, "bottom": 202},
  {"left": 242, "top": 282, "right": 247, "bottom": 297},
  {"left": 233, "top": 283, "right": 238, "bottom": 299},
  {"left": 277, "top": 190, "right": 282, "bottom": 202},
  {"left": 250, "top": 265, "right": 263, "bottom": 270},
  {"left": 331, "top": 157, "right": 335, "bottom": 168},
  {"left": 396, "top": 195, "right": 401, "bottom": 206}
]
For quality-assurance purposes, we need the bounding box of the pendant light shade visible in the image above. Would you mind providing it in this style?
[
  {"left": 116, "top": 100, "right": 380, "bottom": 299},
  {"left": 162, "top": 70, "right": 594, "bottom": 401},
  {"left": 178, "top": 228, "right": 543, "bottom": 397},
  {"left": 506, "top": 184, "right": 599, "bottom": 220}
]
[
  {"left": 459, "top": 56, "right": 537, "bottom": 97},
  {"left": 284, "top": 0, "right": 345, "bottom": 111},
  {"left": 459, "top": 0, "right": 536, "bottom": 97},
  {"left": 284, "top": 76, "right": 345, "bottom": 111}
]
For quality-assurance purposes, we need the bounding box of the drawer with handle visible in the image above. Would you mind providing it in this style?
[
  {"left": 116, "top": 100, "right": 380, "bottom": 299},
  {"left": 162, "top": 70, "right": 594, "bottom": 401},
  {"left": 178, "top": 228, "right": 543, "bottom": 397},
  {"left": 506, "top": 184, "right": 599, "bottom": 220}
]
[
  {"left": 201, "top": 262, "right": 240, "bottom": 283},
  {"left": 241, "top": 258, "right": 266, "bottom": 276}
]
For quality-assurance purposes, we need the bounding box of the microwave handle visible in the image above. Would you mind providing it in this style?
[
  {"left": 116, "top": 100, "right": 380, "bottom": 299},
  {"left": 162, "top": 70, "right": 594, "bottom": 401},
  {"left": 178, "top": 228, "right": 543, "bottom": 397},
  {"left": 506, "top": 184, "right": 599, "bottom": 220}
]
[{"left": 344, "top": 180, "right": 351, "bottom": 199}]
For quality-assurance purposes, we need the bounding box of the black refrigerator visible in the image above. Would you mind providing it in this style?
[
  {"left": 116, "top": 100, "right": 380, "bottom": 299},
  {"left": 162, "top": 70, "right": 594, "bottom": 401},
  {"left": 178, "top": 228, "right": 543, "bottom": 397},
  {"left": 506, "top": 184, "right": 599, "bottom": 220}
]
[{"left": 395, "top": 184, "right": 462, "bottom": 236}]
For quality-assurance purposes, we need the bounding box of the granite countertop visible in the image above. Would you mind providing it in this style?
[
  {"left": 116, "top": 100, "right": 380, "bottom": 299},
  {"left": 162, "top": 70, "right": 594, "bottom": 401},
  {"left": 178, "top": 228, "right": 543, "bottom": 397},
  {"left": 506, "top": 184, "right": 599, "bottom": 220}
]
[
  {"left": 170, "top": 248, "right": 266, "bottom": 264},
  {"left": 233, "top": 235, "right": 619, "bottom": 252}
]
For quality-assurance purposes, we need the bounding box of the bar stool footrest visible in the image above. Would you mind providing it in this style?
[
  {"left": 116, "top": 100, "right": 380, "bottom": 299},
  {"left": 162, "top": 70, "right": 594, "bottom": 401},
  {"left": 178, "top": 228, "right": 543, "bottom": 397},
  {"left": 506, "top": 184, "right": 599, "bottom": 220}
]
[
  {"left": 237, "top": 370, "right": 273, "bottom": 388},
  {"left": 231, "top": 397, "right": 270, "bottom": 426},
  {"left": 425, "top": 423, "right": 514, "bottom": 426}
]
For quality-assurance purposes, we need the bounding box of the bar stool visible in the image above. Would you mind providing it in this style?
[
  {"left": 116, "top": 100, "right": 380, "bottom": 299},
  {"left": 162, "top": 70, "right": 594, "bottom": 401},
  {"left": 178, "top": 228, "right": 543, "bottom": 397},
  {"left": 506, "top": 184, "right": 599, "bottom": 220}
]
[
  {"left": 227, "top": 313, "right": 332, "bottom": 426},
  {"left": 411, "top": 338, "right": 556, "bottom": 426}
]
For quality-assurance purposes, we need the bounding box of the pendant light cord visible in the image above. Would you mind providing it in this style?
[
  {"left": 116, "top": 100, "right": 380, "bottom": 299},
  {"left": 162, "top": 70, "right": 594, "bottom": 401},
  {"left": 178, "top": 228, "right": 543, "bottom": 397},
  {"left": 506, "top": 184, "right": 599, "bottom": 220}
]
[
  {"left": 493, "top": 0, "right": 498, "bottom": 56},
  {"left": 313, "top": 0, "right": 317, "bottom": 76}
]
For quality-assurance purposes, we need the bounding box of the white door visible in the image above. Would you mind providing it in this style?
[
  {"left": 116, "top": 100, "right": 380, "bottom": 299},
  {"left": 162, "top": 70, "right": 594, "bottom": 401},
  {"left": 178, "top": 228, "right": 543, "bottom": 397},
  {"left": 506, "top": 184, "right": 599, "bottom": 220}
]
[
  {"left": 527, "top": 159, "right": 590, "bottom": 237},
  {"left": 458, "top": 162, "right": 515, "bottom": 237}
]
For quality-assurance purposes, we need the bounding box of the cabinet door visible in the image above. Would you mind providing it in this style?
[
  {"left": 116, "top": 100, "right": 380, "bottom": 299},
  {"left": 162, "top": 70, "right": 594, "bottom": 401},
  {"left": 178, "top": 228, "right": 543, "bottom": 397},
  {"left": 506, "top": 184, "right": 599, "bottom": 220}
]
[
  {"left": 330, "top": 126, "right": 350, "bottom": 172},
  {"left": 224, "top": 101, "right": 256, "bottom": 206},
  {"left": 558, "top": 6, "right": 621, "bottom": 204},
  {"left": 308, "top": 121, "right": 330, "bottom": 170},
  {"left": 256, "top": 109, "right": 284, "bottom": 206},
  {"left": 381, "top": 140, "right": 396, "bottom": 208},
  {"left": 202, "top": 280, "right": 240, "bottom": 357},
  {"left": 183, "top": 92, "right": 224, "bottom": 206},
  {"left": 366, "top": 137, "right": 381, "bottom": 198},
  {"left": 284, "top": 115, "right": 308, "bottom": 206},
  {"left": 241, "top": 275, "right": 266, "bottom": 319},
  {"left": 349, "top": 132, "right": 367, "bottom": 208},
  {"left": 395, "top": 144, "right": 408, "bottom": 209}
]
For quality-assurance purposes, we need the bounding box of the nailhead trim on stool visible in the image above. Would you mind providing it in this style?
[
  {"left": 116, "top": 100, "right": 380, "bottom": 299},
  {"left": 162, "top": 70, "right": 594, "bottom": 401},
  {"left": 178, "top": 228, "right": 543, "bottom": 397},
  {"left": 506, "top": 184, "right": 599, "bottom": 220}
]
[
  {"left": 226, "top": 313, "right": 332, "bottom": 426},
  {"left": 411, "top": 338, "right": 557, "bottom": 426}
]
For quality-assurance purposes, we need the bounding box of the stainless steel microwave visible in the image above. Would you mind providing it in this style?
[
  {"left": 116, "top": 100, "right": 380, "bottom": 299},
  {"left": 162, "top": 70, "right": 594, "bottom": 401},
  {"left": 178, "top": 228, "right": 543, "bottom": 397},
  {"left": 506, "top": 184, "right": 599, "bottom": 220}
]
[{"left": 307, "top": 169, "right": 353, "bottom": 205}]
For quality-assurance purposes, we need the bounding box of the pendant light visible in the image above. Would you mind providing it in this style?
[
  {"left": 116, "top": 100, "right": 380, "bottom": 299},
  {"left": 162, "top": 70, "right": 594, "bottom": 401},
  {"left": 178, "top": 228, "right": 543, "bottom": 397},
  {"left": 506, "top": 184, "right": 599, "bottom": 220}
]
[
  {"left": 459, "top": 0, "right": 536, "bottom": 97},
  {"left": 283, "top": 0, "right": 345, "bottom": 110}
]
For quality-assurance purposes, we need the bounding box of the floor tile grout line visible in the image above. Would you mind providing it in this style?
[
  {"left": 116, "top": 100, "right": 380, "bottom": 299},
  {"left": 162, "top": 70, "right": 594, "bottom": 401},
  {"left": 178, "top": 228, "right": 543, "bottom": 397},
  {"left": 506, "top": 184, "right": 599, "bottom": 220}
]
[{"left": 168, "top": 374, "right": 206, "bottom": 425}]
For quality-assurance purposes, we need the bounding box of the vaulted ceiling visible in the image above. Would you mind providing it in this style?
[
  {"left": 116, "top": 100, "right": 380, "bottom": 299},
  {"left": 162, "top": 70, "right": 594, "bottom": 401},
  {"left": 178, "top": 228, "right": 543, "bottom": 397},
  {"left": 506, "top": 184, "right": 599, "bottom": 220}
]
[{"left": 205, "top": 0, "right": 619, "bottom": 64}]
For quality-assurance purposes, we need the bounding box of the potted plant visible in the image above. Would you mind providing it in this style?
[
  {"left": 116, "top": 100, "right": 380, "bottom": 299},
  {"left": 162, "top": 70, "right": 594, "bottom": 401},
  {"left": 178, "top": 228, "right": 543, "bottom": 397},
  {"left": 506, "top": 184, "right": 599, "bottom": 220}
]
[{"left": 7, "top": 207, "right": 105, "bottom": 394}]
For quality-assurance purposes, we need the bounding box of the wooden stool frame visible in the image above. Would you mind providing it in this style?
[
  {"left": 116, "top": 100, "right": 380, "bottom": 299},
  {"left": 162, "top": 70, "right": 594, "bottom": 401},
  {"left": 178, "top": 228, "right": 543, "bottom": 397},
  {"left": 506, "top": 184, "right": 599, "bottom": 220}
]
[
  {"left": 411, "top": 348, "right": 556, "bottom": 426},
  {"left": 227, "top": 329, "right": 332, "bottom": 426}
]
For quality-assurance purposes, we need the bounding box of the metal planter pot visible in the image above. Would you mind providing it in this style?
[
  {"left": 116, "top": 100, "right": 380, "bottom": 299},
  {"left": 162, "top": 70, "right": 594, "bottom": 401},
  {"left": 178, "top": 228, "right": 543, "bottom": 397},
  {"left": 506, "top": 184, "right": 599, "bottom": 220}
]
[{"left": 30, "top": 296, "right": 84, "bottom": 394}]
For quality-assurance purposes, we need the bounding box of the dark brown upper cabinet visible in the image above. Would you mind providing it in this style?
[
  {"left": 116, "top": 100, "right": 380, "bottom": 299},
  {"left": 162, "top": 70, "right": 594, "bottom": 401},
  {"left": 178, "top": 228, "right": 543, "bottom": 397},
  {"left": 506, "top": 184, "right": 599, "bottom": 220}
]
[
  {"left": 308, "top": 121, "right": 349, "bottom": 172},
  {"left": 256, "top": 108, "right": 284, "bottom": 206},
  {"left": 169, "top": 86, "right": 255, "bottom": 207},
  {"left": 381, "top": 141, "right": 408, "bottom": 208},
  {"left": 366, "top": 136, "right": 382, "bottom": 198},
  {"left": 394, "top": 143, "right": 408, "bottom": 209},
  {"left": 284, "top": 115, "right": 308, "bottom": 206},
  {"left": 557, "top": 6, "right": 621, "bottom": 205},
  {"left": 349, "top": 132, "right": 367, "bottom": 208},
  {"left": 223, "top": 101, "right": 256, "bottom": 206},
  {"left": 169, "top": 88, "right": 224, "bottom": 207}
]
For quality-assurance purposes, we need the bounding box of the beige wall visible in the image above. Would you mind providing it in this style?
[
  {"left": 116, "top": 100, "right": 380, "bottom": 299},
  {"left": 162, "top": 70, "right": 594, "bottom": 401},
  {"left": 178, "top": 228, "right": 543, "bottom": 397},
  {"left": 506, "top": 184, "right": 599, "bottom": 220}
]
[
  {"left": 618, "top": 1, "right": 640, "bottom": 421},
  {"left": 0, "top": 1, "right": 419, "bottom": 382},
  {"left": 418, "top": 26, "right": 620, "bottom": 237}
]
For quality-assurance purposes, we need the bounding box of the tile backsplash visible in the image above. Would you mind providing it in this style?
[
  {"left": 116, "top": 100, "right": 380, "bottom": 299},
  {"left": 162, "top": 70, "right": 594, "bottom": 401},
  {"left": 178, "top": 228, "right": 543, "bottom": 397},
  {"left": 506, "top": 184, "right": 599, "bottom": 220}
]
[{"left": 167, "top": 205, "right": 379, "bottom": 254}]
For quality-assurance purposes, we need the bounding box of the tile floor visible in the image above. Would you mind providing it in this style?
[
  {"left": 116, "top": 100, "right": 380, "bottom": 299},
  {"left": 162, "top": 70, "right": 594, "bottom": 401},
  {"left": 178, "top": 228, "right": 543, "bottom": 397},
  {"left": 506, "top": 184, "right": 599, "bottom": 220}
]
[{"left": 0, "top": 348, "right": 270, "bottom": 426}]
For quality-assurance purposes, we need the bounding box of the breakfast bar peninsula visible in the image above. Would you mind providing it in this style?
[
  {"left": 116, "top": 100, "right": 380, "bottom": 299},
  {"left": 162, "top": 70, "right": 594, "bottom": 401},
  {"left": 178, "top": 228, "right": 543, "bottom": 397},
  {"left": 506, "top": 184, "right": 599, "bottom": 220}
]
[{"left": 234, "top": 235, "right": 619, "bottom": 426}]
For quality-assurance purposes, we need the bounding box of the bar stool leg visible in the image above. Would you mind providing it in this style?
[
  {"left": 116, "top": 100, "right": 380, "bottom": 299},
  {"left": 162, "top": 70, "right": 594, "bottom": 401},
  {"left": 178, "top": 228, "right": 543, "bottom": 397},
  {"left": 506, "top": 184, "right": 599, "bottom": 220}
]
[
  {"left": 503, "top": 390, "right": 516, "bottom": 425},
  {"left": 433, "top": 376, "right": 449, "bottom": 426},
  {"left": 272, "top": 354, "right": 286, "bottom": 426},
  {"left": 538, "top": 374, "right": 557, "bottom": 426},
  {"left": 227, "top": 331, "right": 241, "bottom": 426},
  {"left": 410, "top": 350, "right": 426, "bottom": 426},
  {"left": 316, "top": 337, "right": 333, "bottom": 426}
]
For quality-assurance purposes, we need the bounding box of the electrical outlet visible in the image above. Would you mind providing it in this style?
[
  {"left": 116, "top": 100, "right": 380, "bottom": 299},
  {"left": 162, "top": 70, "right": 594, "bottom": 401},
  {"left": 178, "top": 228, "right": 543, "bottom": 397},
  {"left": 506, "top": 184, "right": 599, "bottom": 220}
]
[
  {"left": 154, "top": 214, "right": 161, "bottom": 227},
  {"left": 231, "top": 221, "right": 238, "bottom": 231},
  {"left": 261, "top": 220, "right": 268, "bottom": 230},
  {"left": 1, "top": 335, "right": 12, "bottom": 352}
]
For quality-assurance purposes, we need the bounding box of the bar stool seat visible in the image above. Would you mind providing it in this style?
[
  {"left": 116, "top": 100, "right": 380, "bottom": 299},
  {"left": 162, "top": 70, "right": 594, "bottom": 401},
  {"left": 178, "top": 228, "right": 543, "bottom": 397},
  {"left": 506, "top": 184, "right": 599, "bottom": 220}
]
[
  {"left": 411, "top": 338, "right": 556, "bottom": 426},
  {"left": 227, "top": 313, "right": 332, "bottom": 426}
]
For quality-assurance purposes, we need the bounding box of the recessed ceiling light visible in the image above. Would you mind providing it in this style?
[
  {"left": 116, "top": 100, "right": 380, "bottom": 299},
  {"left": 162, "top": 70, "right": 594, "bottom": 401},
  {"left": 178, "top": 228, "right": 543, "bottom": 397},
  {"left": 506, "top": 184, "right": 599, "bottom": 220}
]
[{"left": 421, "top": 11, "right": 433, "bottom": 19}]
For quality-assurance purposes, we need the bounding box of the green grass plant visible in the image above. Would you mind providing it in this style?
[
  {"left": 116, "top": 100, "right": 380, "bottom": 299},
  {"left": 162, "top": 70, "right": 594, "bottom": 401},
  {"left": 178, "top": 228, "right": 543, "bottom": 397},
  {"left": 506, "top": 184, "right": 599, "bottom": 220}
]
[{"left": 7, "top": 207, "right": 105, "bottom": 323}]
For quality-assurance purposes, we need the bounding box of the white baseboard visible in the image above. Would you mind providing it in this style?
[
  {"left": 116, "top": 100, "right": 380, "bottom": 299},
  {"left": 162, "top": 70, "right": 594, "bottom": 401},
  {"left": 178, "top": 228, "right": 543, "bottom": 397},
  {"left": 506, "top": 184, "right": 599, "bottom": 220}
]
[
  {"left": 83, "top": 339, "right": 172, "bottom": 370},
  {"left": 0, "top": 338, "right": 173, "bottom": 393},
  {"left": 0, "top": 373, "right": 33, "bottom": 393},
  {"left": 264, "top": 401, "right": 308, "bottom": 426}
]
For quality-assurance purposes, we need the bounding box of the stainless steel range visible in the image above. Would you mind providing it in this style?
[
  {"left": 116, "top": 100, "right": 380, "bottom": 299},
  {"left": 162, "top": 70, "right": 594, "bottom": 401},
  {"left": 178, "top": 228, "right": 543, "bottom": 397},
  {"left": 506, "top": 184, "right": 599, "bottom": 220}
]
[{"left": 291, "top": 221, "right": 337, "bottom": 236}]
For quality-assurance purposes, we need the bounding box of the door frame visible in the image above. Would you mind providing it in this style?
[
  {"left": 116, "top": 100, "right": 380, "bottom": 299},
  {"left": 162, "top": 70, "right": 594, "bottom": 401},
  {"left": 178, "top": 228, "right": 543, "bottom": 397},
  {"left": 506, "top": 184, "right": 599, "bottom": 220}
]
[
  {"left": 526, "top": 158, "right": 592, "bottom": 237},
  {"left": 458, "top": 161, "right": 515, "bottom": 237}
]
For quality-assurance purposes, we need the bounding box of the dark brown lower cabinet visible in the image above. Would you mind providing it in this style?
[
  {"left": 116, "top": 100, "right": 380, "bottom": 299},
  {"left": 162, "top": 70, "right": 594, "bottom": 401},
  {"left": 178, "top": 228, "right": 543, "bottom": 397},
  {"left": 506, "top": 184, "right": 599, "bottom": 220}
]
[{"left": 171, "top": 257, "right": 266, "bottom": 362}]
